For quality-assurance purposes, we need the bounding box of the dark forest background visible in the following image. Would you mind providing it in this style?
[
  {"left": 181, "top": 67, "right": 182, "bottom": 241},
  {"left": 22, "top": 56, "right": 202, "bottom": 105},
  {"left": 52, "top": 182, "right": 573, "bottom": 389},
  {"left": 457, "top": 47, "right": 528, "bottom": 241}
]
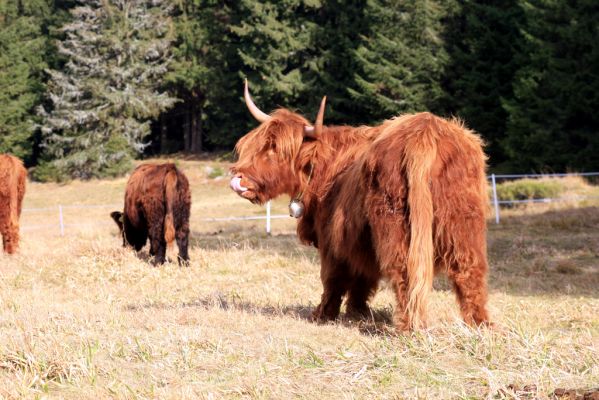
[{"left": 1, "top": 0, "right": 598, "bottom": 180}]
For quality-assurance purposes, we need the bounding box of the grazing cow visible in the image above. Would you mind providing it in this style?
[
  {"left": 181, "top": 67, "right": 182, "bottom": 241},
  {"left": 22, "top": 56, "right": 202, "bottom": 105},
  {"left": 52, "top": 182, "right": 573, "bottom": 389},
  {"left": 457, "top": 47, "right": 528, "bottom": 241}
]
[
  {"left": 0, "top": 154, "right": 27, "bottom": 255},
  {"left": 230, "top": 81, "right": 490, "bottom": 331},
  {"left": 111, "top": 163, "right": 191, "bottom": 265}
]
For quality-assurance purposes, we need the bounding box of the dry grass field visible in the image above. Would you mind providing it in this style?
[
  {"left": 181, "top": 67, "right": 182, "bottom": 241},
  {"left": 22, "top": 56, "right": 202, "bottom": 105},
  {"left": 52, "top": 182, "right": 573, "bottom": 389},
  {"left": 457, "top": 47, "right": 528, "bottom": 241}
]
[{"left": 1, "top": 159, "right": 598, "bottom": 399}]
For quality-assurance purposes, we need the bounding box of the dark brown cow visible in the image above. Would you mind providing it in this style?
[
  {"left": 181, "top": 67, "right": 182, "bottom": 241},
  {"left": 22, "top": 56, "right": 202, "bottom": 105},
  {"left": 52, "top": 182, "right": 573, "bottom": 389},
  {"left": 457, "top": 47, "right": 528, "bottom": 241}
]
[
  {"left": 111, "top": 163, "right": 191, "bottom": 265},
  {"left": 0, "top": 154, "right": 27, "bottom": 254},
  {"left": 230, "top": 81, "right": 490, "bottom": 331}
]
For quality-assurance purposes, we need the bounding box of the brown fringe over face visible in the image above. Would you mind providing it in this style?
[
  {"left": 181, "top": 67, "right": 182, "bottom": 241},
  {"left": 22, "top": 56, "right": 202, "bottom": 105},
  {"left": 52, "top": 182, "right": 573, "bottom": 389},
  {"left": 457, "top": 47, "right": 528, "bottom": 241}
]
[
  {"left": 231, "top": 109, "right": 309, "bottom": 204},
  {"left": 231, "top": 109, "right": 490, "bottom": 332}
]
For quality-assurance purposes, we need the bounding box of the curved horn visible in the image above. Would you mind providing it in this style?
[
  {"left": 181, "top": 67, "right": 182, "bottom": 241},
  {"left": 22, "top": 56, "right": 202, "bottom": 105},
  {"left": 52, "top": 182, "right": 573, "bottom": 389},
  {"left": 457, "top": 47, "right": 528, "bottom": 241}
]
[
  {"left": 304, "top": 96, "right": 327, "bottom": 138},
  {"left": 244, "top": 79, "right": 271, "bottom": 123}
]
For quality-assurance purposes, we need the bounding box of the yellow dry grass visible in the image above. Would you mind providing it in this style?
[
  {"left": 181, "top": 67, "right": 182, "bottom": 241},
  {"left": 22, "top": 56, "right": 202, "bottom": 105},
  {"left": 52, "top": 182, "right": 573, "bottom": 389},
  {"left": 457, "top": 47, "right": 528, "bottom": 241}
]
[{"left": 0, "top": 159, "right": 598, "bottom": 399}]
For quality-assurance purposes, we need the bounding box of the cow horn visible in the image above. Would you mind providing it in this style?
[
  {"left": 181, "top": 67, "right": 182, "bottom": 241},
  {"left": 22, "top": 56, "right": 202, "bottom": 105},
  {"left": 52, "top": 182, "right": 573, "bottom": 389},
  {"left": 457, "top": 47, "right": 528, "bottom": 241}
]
[
  {"left": 244, "top": 79, "right": 271, "bottom": 123},
  {"left": 304, "top": 96, "right": 327, "bottom": 138}
]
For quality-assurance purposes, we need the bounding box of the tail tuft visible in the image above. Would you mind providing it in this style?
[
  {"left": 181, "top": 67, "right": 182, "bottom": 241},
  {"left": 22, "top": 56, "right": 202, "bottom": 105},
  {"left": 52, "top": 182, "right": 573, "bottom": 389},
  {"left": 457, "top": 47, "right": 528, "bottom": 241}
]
[{"left": 164, "top": 169, "right": 177, "bottom": 247}]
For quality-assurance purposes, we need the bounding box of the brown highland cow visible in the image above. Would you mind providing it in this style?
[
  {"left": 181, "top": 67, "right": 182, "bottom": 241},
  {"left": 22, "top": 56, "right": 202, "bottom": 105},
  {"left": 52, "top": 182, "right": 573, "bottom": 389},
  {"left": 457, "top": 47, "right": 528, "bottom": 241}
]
[
  {"left": 0, "top": 154, "right": 27, "bottom": 255},
  {"left": 111, "top": 163, "right": 191, "bottom": 265},
  {"left": 230, "top": 81, "right": 490, "bottom": 331}
]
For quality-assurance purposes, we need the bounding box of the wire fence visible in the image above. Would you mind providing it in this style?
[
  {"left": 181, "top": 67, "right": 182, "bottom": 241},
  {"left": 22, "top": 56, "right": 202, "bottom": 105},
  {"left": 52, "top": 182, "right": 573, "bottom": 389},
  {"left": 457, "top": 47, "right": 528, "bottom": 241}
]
[
  {"left": 488, "top": 172, "right": 599, "bottom": 223},
  {"left": 19, "top": 172, "right": 599, "bottom": 235}
]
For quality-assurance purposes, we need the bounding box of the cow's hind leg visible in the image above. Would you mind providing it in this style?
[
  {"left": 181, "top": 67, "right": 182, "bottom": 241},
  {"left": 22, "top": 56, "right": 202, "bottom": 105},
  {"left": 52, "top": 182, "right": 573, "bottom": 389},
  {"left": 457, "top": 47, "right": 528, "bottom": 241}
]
[
  {"left": 445, "top": 225, "right": 490, "bottom": 327},
  {"left": 176, "top": 226, "right": 190, "bottom": 266},
  {"left": 369, "top": 212, "right": 412, "bottom": 330},
  {"left": 312, "top": 256, "right": 351, "bottom": 322},
  {"left": 147, "top": 217, "right": 167, "bottom": 265},
  {"left": 1, "top": 222, "right": 19, "bottom": 254},
  {"left": 1, "top": 223, "right": 8, "bottom": 253},
  {"left": 448, "top": 259, "right": 489, "bottom": 327},
  {"left": 175, "top": 200, "right": 191, "bottom": 266},
  {"left": 150, "top": 238, "right": 167, "bottom": 265},
  {"left": 386, "top": 267, "right": 412, "bottom": 331}
]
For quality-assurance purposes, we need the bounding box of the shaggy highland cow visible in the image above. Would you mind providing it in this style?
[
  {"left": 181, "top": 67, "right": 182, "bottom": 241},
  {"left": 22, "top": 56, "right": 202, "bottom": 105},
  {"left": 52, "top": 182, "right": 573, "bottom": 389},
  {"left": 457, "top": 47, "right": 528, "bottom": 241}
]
[
  {"left": 230, "top": 81, "right": 490, "bottom": 331},
  {"left": 0, "top": 154, "right": 27, "bottom": 255},
  {"left": 111, "top": 163, "right": 191, "bottom": 265}
]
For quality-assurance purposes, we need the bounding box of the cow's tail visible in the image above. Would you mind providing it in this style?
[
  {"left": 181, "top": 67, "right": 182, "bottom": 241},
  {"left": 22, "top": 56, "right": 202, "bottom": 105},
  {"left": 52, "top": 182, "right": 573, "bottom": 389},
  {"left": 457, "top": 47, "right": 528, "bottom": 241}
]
[
  {"left": 164, "top": 168, "right": 177, "bottom": 248},
  {"left": 404, "top": 126, "right": 437, "bottom": 329}
]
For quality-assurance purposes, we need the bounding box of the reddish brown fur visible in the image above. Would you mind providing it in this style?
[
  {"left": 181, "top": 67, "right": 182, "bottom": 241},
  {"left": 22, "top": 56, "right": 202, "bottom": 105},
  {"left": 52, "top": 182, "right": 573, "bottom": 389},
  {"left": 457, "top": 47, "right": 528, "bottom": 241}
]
[
  {"left": 111, "top": 163, "right": 191, "bottom": 265},
  {"left": 0, "top": 154, "right": 27, "bottom": 255},
  {"left": 232, "top": 109, "right": 490, "bottom": 331}
]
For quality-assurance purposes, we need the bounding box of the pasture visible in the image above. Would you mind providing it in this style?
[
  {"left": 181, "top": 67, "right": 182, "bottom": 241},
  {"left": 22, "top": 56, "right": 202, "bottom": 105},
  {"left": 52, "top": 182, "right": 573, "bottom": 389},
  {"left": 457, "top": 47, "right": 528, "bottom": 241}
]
[{"left": 0, "top": 159, "right": 598, "bottom": 399}]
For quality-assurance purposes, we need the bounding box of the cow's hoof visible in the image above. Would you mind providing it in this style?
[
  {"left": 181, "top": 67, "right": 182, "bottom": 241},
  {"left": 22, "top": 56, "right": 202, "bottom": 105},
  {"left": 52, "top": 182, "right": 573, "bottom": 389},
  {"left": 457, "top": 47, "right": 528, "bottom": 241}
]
[
  {"left": 345, "top": 305, "right": 371, "bottom": 321},
  {"left": 311, "top": 306, "right": 337, "bottom": 324},
  {"left": 178, "top": 258, "right": 190, "bottom": 267}
]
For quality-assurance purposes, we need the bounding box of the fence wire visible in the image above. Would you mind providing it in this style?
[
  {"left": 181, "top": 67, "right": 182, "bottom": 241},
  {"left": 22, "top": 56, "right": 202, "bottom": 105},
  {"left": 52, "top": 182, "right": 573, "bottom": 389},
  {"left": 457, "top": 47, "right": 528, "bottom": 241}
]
[{"left": 18, "top": 172, "right": 599, "bottom": 234}]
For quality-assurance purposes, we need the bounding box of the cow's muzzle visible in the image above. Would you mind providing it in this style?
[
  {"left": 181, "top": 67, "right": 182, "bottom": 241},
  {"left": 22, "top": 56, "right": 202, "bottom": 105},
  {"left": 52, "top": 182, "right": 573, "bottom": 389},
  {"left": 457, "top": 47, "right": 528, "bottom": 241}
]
[{"left": 230, "top": 176, "right": 248, "bottom": 194}]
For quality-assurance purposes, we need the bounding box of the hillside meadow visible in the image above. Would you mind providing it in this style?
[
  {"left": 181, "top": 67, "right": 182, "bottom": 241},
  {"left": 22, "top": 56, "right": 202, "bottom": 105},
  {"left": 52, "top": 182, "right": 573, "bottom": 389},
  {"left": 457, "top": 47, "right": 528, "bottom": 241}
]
[{"left": 0, "top": 159, "right": 598, "bottom": 399}]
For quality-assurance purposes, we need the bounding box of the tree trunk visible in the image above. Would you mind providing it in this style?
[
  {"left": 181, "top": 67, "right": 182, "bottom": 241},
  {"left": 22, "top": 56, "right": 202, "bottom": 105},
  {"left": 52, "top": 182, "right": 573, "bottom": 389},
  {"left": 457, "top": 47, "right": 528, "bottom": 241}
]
[
  {"left": 160, "top": 114, "right": 168, "bottom": 153},
  {"left": 183, "top": 104, "right": 191, "bottom": 152},
  {"left": 190, "top": 93, "right": 203, "bottom": 153}
]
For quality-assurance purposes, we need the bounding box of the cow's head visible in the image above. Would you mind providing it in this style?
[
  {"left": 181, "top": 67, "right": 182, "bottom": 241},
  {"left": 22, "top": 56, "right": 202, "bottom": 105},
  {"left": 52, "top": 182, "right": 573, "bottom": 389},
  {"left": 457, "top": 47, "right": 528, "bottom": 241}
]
[
  {"left": 230, "top": 80, "right": 326, "bottom": 204},
  {"left": 110, "top": 211, "right": 147, "bottom": 250},
  {"left": 110, "top": 211, "right": 127, "bottom": 245}
]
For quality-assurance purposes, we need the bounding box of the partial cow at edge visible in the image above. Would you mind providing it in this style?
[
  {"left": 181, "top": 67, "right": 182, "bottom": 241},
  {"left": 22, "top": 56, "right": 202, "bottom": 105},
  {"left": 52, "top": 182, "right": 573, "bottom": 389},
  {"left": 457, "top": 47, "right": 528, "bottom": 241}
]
[
  {"left": 0, "top": 154, "right": 27, "bottom": 255},
  {"left": 111, "top": 163, "right": 191, "bottom": 265},
  {"left": 230, "top": 81, "right": 490, "bottom": 332}
]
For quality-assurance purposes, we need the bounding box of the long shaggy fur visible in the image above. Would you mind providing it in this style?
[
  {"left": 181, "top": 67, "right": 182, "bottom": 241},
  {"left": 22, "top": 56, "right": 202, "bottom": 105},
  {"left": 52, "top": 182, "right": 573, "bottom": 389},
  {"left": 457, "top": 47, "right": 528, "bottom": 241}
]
[
  {"left": 111, "top": 163, "right": 191, "bottom": 265},
  {"left": 232, "top": 110, "right": 490, "bottom": 331},
  {"left": 0, "top": 154, "right": 27, "bottom": 254}
]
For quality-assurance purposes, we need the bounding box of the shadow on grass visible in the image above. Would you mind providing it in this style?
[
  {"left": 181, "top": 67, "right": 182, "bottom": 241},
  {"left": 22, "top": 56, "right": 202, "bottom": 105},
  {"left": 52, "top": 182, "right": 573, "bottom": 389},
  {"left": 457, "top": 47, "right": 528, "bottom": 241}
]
[
  {"left": 188, "top": 206, "right": 598, "bottom": 300},
  {"left": 124, "top": 293, "right": 395, "bottom": 336},
  {"left": 486, "top": 206, "right": 599, "bottom": 298}
]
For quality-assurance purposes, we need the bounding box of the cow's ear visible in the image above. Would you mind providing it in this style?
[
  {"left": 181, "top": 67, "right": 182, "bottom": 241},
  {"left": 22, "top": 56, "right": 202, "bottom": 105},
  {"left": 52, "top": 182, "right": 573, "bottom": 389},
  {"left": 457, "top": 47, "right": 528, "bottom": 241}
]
[{"left": 110, "top": 211, "right": 124, "bottom": 230}]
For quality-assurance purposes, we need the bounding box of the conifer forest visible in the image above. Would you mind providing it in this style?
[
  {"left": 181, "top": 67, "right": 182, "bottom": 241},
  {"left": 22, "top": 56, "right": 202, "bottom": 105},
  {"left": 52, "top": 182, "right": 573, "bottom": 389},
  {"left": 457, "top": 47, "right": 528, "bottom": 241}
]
[{"left": 1, "top": 0, "right": 598, "bottom": 180}]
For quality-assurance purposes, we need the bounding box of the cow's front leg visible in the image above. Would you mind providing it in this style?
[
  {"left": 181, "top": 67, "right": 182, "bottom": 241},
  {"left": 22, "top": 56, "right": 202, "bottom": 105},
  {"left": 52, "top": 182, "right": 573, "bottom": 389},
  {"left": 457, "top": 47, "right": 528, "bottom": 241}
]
[
  {"left": 345, "top": 273, "right": 379, "bottom": 319},
  {"left": 312, "top": 257, "right": 350, "bottom": 322}
]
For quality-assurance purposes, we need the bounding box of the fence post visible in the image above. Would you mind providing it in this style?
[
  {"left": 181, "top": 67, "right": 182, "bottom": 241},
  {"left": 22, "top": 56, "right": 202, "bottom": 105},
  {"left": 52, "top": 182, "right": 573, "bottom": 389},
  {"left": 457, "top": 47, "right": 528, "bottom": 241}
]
[
  {"left": 265, "top": 201, "right": 271, "bottom": 235},
  {"left": 491, "top": 174, "right": 500, "bottom": 224},
  {"left": 58, "top": 205, "right": 65, "bottom": 236}
]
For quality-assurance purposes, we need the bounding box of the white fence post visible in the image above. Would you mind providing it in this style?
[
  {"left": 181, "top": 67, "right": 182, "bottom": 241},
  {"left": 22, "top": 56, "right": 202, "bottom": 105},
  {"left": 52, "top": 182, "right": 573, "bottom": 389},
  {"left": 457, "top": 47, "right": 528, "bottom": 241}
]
[
  {"left": 265, "top": 201, "right": 271, "bottom": 235},
  {"left": 58, "top": 205, "right": 65, "bottom": 236},
  {"left": 491, "top": 174, "right": 500, "bottom": 224}
]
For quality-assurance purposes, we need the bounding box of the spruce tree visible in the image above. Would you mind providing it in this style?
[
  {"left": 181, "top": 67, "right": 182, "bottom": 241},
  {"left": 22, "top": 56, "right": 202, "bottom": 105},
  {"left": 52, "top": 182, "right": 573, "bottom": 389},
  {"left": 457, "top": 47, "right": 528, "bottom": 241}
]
[
  {"left": 37, "top": 0, "right": 177, "bottom": 180},
  {"left": 502, "top": 0, "right": 599, "bottom": 171},
  {"left": 0, "top": 0, "right": 51, "bottom": 161},
  {"left": 165, "top": 0, "right": 208, "bottom": 153},
  {"left": 305, "top": 0, "right": 371, "bottom": 125},
  {"left": 442, "top": 0, "right": 524, "bottom": 168},
  {"left": 230, "top": 0, "right": 315, "bottom": 107},
  {"left": 352, "top": 0, "right": 450, "bottom": 121},
  {"left": 165, "top": 1, "right": 321, "bottom": 149}
]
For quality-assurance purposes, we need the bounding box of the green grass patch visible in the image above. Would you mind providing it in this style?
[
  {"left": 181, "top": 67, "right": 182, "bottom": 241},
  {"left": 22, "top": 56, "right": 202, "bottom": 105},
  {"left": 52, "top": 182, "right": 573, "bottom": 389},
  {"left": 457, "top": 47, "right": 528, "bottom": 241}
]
[
  {"left": 496, "top": 178, "right": 563, "bottom": 201},
  {"left": 207, "top": 165, "right": 226, "bottom": 179}
]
